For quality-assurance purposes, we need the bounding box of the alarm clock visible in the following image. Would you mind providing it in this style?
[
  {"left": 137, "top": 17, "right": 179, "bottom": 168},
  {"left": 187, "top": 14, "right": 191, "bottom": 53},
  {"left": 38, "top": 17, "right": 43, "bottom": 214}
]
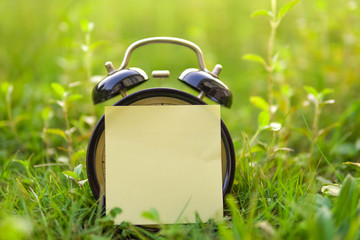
[{"left": 86, "top": 37, "right": 235, "bottom": 201}]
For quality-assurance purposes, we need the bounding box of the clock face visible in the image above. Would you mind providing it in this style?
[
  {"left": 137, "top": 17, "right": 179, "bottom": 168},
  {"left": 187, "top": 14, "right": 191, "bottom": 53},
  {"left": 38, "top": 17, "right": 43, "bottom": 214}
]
[{"left": 87, "top": 88, "right": 235, "bottom": 200}]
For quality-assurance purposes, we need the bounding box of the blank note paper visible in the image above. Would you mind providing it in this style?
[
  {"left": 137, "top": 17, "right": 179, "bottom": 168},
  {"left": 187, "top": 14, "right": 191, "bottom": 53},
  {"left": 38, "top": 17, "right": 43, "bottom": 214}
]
[{"left": 105, "top": 105, "right": 223, "bottom": 225}]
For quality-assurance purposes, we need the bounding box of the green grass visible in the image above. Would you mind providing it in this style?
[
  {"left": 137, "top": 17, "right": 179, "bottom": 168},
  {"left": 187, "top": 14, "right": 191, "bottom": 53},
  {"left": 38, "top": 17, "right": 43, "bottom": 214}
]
[{"left": 1, "top": 0, "right": 360, "bottom": 239}]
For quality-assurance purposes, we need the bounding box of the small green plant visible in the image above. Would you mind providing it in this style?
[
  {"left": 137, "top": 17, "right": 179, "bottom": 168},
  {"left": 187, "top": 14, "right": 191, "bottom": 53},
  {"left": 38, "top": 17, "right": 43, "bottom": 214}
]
[
  {"left": 80, "top": 20, "right": 95, "bottom": 86},
  {"left": 0, "top": 81, "right": 24, "bottom": 149},
  {"left": 303, "top": 86, "right": 336, "bottom": 154},
  {"left": 47, "top": 82, "right": 83, "bottom": 167},
  {"left": 240, "top": 0, "right": 300, "bottom": 169},
  {"left": 243, "top": 0, "right": 301, "bottom": 120}
]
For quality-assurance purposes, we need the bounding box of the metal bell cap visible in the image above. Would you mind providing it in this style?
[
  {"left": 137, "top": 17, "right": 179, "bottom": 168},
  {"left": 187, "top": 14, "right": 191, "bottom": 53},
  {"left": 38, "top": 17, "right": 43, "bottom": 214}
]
[
  {"left": 92, "top": 68, "right": 148, "bottom": 104},
  {"left": 178, "top": 69, "right": 232, "bottom": 108}
]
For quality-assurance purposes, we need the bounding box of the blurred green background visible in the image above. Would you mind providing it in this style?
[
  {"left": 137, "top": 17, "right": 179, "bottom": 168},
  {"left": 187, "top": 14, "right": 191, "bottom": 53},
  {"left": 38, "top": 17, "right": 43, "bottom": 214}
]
[{"left": 1, "top": 0, "right": 359, "bottom": 155}]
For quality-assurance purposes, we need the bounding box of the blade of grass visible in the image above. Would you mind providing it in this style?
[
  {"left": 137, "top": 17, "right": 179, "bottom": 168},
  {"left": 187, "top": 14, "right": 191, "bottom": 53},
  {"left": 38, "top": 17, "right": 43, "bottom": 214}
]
[{"left": 302, "top": 114, "right": 343, "bottom": 182}]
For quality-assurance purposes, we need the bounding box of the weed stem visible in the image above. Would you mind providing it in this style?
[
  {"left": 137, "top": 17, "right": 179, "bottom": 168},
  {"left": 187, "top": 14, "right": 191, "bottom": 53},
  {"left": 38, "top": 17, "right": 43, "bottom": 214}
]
[
  {"left": 267, "top": 0, "right": 278, "bottom": 120},
  {"left": 63, "top": 105, "right": 73, "bottom": 163},
  {"left": 310, "top": 102, "right": 320, "bottom": 155}
]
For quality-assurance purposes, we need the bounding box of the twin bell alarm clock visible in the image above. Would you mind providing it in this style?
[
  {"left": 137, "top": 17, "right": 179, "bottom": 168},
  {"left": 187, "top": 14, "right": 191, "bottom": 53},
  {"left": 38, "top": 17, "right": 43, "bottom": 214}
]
[{"left": 86, "top": 37, "right": 235, "bottom": 203}]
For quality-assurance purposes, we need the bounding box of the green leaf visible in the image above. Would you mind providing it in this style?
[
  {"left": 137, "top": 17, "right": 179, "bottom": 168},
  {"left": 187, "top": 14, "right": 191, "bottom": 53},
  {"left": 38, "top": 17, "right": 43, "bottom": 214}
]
[
  {"left": 142, "top": 208, "right": 160, "bottom": 221},
  {"left": 251, "top": 144, "right": 266, "bottom": 153},
  {"left": 90, "top": 40, "right": 107, "bottom": 51},
  {"left": 242, "top": 54, "right": 267, "bottom": 66},
  {"left": 46, "top": 128, "right": 67, "bottom": 140},
  {"left": 304, "top": 85, "right": 318, "bottom": 98},
  {"left": 71, "top": 149, "right": 86, "bottom": 163},
  {"left": 333, "top": 175, "right": 359, "bottom": 225},
  {"left": 41, "top": 107, "right": 52, "bottom": 121},
  {"left": 96, "top": 215, "right": 113, "bottom": 223},
  {"left": 314, "top": 206, "right": 336, "bottom": 240},
  {"left": 0, "top": 81, "right": 10, "bottom": 95},
  {"left": 62, "top": 171, "right": 78, "bottom": 180},
  {"left": 51, "top": 83, "right": 65, "bottom": 98},
  {"left": 66, "top": 94, "right": 83, "bottom": 103},
  {"left": 251, "top": 9, "right": 273, "bottom": 18},
  {"left": 278, "top": 0, "right": 301, "bottom": 20},
  {"left": 13, "top": 159, "right": 29, "bottom": 168},
  {"left": 258, "top": 110, "right": 270, "bottom": 129},
  {"left": 1, "top": 82, "right": 13, "bottom": 103},
  {"left": 74, "top": 164, "right": 82, "bottom": 177},
  {"left": 250, "top": 96, "right": 269, "bottom": 111},
  {"left": 109, "top": 207, "right": 122, "bottom": 218},
  {"left": 319, "top": 88, "right": 334, "bottom": 98}
]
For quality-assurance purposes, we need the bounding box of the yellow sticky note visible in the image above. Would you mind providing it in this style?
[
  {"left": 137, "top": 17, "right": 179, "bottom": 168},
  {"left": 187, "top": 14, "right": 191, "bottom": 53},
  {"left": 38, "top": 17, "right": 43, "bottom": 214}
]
[{"left": 105, "top": 105, "right": 223, "bottom": 225}]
